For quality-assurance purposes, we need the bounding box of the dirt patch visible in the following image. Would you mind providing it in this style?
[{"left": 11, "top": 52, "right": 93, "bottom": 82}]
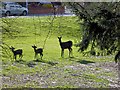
[{"left": 2, "top": 61, "right": 119, "bottom": 88}]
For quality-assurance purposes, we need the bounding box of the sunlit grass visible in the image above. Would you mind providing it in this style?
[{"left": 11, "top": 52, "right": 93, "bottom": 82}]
[{"left": 1, "top": 16, "right": 116, "bottom": 88}]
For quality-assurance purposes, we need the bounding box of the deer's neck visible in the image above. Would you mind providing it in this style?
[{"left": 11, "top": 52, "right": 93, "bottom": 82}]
[
  {"left": 34, "top": 48, "right": 37, "bottom": 52},
  {"left": 59, "top": 39, "right": 62, "bottom": 44},
  {"left": 12, "top": 49, "right": 15, "bottom": 53}
]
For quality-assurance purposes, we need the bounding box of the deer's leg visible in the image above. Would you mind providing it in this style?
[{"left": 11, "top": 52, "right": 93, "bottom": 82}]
[
  {"left": 41, "top": 53, "right": 43, "bottom": 60},
  {"left": 68, "top": 48, "right": 71, "bottom": 57},
  {"left": 41, "top": 56, "right": 42, "bottom": 60},
  {"left": 19, "top": 54, "right": 23, "bottom": 60},
  {"left": 21, "top": 54, "right": 23, "bottom": 59},
  {"left": 40, "top": 53, "right": 43, "bottom": 60},
  {"left": 69, "top": 48, "right": 72, "bottom": 57},
  {"left": 71, "top": 48, "right": 73, "bottom": 57},
  {"left": 40, "top": 55, "right": 42, "bottom": 60},
  {"left": 19, "top": 55, "right": 21, "bottom": 60},
  {"left": 34, "top": 53, "right": 37, "bottom": 59},
  {"left": 13, "top": 56, "right": 15, "bottom": 60},
  {"left": 14, "top": 55, "right": 16, "bottom": 60},
  {"left": 61, "top": 49, "right": 64, "bottom": 58},
  {"left": 19, "top": 54, "right": 21, "bottom": 58}
]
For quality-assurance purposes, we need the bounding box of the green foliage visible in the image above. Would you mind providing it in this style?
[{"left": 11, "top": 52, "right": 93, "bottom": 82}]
[{"left": 68, "top": 2, "right": 120, "bottom": 60}]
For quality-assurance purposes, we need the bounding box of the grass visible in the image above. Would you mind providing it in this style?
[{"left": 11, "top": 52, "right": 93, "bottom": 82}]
[{"left": 1, "top": 16, "right": 118, "bottom": 88}]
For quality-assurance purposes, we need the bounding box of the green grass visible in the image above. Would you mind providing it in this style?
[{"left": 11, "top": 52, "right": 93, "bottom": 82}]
[
  {"left": 2, "top": 16, "right": 84, "bottom": 63},
  {"left": 1, "top": 16, "right": 117, "bottom": 88}
]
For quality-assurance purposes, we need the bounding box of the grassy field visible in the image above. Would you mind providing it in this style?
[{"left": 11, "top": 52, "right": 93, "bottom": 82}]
[{"left": 1, "top": 16, "right": 119, "bottom": 88}]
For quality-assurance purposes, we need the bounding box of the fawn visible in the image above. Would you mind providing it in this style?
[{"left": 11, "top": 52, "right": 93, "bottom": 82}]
[
  {"left": 10, "top": 46, "right": 23, "bottom": 60},
  {"left": 32, "top": 45, "right": 43, "bottom": 60}
]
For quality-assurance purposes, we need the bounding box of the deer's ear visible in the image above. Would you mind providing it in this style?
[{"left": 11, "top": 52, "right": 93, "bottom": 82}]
[{"left": 58, "top": 36, "right": 62, "bottom": 38}]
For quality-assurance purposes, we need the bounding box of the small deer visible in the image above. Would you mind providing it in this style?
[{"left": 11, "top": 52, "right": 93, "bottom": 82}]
[
  {"left": 32, "top": 45, "right": 43, "bottom": 60},
  {"left": 10, "top": 46, "right": 23, "bottom": 60},
  {"left": 58, "top": 36, "right": 73, "bottom": 57}
]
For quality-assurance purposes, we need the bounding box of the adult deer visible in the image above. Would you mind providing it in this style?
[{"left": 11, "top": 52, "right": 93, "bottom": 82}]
[{"left": 58, "top": 36, "right": 73, "bottom": 57}]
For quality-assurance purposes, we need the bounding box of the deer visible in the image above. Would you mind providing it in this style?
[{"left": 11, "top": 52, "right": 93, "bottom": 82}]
[
  {"left": 32, "top": 45, "right": 43, "bottom": 60},
  {"left": 9, "top": 46, "right": 23, "bottom": 60},
  {"left": 58, "top": 36, "right": 73, "bottom": 58}
]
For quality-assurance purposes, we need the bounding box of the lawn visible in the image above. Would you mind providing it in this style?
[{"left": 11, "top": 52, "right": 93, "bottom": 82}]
[{"left": 1, "top": 16, "right": 119, "bottom": 88}]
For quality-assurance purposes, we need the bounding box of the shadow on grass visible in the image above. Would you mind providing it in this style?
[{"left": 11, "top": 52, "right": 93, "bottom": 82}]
[
  {"left": 77, "top": 60, "right": 95, "bottom": 64},
  {"left": 14, "top": 59, "right": 36, "bottom": 68},
  {"left": 33, "top": 59, "right": 58, "bottom": 66},
  {"left": 68, "top": 57, "right": 95, "bottom": 64},
  {"left": 58, "top": 56, "right": 75, "bottom": 60},
  {"left": 13, "top": 59, "right": 58, "bottom": 68},
  {"left": 27, "top": 61, "right": 37, "bottom": 68},
  {"left": 15, "top": 59, "right": 26, "bottom": 64}
]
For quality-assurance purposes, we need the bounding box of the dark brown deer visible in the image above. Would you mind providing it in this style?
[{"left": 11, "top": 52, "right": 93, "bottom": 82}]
[
  {"left": 58, "top": 36, "right": 73, "bottom": 57},
  {"left": 32, "top": 45, "right": 43, "bottom": 60},
  {"left": 10, "top": 46, "right": 23, "bottom": 60}
]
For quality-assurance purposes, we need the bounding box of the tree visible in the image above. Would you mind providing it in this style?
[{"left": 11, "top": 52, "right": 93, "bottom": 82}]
[{"left": 67, "top": 2, "right": 120, "bottom": 62}]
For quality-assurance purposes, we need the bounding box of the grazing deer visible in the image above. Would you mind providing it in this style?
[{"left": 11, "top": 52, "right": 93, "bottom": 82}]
[
  {"left": 32, "top": 45, "right": 43, "bottom": 60},
  {"left": 58, "top": 36, "right": 73, "bottom": 57},
  {"left": 10, "top": 46, "right": 23, "bottom": 60}
]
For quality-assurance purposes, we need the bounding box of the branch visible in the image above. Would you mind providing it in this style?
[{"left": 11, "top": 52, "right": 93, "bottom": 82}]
[{"left": 42, "top": 5, "right": 56, "bottom": 49}]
